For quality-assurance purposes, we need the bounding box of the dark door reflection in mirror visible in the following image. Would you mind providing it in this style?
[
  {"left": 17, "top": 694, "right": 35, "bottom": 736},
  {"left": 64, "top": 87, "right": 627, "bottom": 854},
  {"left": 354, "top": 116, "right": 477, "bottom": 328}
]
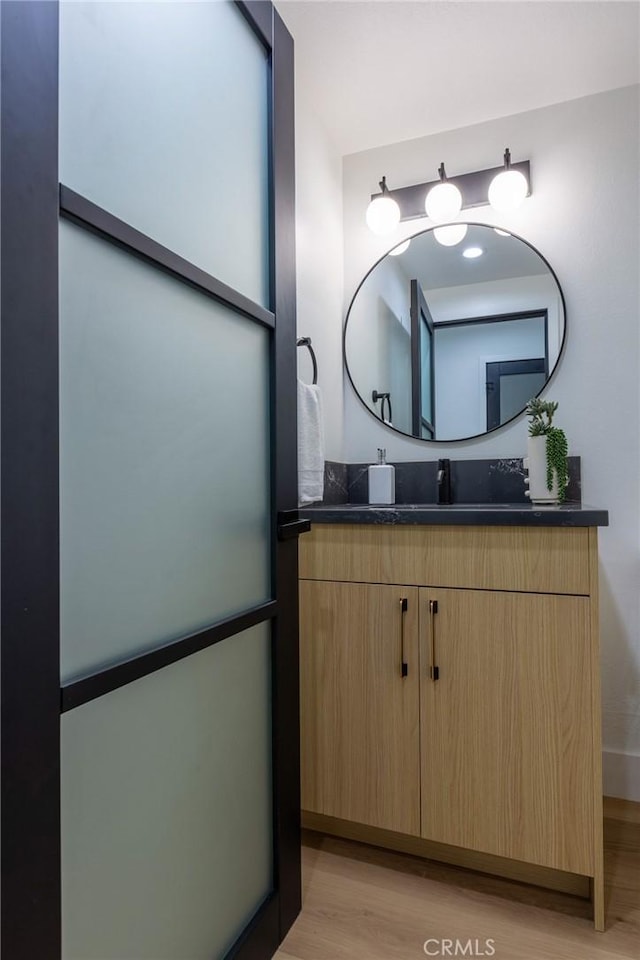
[
  {"left": 410, "top": 280, "right": 435, "bottom": 438},
  {"left": 344, "top": 224, "right": 566, "bottom": 442},
  {"left": 486, "top": 356, "right": 547, "bottom": 430}
]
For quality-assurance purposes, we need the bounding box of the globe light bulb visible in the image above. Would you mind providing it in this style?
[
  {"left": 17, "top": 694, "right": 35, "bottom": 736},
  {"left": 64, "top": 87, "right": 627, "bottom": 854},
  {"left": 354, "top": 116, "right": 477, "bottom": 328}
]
[
  {"left": 425, "top": 181, "right": 462, "bottom": 223},
  {"left": 366, "top": 177, "right": 401, "bottom": 236},
  {"left": 366, "top": 195, "right": 400, "bottom": 236},
  {"left": 488, "top": 169, "right": 528, "bottom": 213},
  {"left": 389, "top": 238, "right": 411, "bottom": 256},
  {"left": 433, "top": 223, "right": 468, "bottom": 247}
]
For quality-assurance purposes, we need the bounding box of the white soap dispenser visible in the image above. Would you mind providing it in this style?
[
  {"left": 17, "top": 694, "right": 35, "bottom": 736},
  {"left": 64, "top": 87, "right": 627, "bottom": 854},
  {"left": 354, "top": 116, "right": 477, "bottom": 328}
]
[{"left": 368, "top": 448, "right": 395, "bottom": 504}]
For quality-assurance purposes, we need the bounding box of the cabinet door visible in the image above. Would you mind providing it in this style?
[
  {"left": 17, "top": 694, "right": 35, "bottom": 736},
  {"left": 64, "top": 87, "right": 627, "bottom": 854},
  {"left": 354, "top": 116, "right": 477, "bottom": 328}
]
[
  {"left": 300, "top": 580, "right": 420, "bottom": 835},
  {"left": 419, "top": 588, "right": 593, "bottom": 874}
]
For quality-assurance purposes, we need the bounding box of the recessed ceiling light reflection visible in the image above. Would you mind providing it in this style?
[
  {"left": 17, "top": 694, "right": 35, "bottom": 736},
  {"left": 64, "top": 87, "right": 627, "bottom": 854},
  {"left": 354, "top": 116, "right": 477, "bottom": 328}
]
[
  {"left": 494, "top": 228, "right": 510, "bottom": 237},
  {"left": 463, "top": 247, "right": 484, "bottom": 259},
  {"left": 389, "top": 238, "right": 411, "bottom": 256}
]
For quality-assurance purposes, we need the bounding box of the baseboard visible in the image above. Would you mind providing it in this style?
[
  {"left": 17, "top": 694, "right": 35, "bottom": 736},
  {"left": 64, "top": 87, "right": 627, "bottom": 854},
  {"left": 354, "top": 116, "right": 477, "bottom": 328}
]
[
  {"left": 603, "top": 750, "right": 640, "bottom": 802},
  {"left": 302, "top": 811, "right": 591, "bottom": 899},
  {"left": 603, "top": 795, "right": 640, "bottom": 824}
]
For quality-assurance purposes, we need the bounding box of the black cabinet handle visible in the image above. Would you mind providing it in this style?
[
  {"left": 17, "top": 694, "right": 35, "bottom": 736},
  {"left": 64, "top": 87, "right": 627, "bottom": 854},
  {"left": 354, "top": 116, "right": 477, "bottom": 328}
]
[
  {"left": 400, "top": 597, "right": 408, "bottom": 678},
  {"left": 429, "top": 599, "right": 439, "bottom": 681}
]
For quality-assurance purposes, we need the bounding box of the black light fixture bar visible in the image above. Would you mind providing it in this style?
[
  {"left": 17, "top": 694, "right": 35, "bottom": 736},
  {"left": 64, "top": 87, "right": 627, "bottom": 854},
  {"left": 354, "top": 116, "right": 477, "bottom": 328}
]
[{"left": 371, "top": 159, "right": 531, "bottom": 222}]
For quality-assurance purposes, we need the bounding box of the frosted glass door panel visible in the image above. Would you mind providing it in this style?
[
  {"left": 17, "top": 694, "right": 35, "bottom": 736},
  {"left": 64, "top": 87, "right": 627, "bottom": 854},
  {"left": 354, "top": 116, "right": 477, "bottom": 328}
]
[
  {"left": 59, "top": 0, "right": 269, "bottom": 307},
  {"left": 62, "top": 623, "right": 272, "bottom": 960},
  {"left": 60, "top": 221, "right": 270, "bottom": 681}
]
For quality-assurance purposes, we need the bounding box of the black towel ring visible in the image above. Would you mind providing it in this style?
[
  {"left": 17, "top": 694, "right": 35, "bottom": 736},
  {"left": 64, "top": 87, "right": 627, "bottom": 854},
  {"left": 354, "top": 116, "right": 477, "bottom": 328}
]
[
  {"left": 296, "top": 337, "right": 318, "bottom": 385},
  {"left": 372, "top": 389, "right": 393, "bottom": 424}
]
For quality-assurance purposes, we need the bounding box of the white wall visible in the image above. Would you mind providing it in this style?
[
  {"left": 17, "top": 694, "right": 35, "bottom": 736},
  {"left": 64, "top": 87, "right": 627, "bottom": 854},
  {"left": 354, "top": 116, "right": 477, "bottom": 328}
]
[
  {"left": 435, "top": 315, "right": 546, "bottom": 440},
  {"left": 294, "top": 91, "right": 344, "bottom": 460},
  {"left": 345, "top": 255, "right": 412, "bottom": 434},
  {"left": 427, "top": 273, "right": 562, "bottom": 364},
  {"left": 337, "top": 86, "right": 640, "bottom": 799}
]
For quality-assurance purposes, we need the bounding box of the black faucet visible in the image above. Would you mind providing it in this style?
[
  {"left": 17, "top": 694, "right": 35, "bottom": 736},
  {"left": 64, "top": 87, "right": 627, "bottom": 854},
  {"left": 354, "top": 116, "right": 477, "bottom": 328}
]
[{"left": 437, "top": 458, "right": 453, "bottom": 504}]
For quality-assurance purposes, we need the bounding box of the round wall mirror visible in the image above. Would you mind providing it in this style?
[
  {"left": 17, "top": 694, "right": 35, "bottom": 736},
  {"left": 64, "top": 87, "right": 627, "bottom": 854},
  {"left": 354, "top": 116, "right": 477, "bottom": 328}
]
[{"left": 344, "top": 223, "right": 566, "bottom": 442}]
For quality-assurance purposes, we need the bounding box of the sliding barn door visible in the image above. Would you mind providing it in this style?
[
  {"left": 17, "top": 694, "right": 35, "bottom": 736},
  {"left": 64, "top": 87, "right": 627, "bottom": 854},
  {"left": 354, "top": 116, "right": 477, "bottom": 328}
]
[{"left": 1, "top": 2, "right": 300, "bottom": 959}]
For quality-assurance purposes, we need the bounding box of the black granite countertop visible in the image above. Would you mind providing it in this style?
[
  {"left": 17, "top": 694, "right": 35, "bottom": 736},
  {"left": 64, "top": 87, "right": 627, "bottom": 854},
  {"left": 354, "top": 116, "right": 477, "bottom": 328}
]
[{"left": 299, "top": 502, "right": 608, "bottom": 527}]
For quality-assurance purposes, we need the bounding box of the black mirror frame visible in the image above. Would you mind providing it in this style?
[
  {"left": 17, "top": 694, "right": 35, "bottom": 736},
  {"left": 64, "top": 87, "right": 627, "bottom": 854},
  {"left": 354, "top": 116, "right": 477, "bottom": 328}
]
[{"left": 343, "top": 221, "right": 567, "bottom": 444}]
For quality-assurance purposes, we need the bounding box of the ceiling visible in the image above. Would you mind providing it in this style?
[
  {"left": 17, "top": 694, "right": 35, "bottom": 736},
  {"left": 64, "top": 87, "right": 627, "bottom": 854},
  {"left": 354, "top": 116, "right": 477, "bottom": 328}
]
[
  {"left": 276, "top": 0, "right": 640, "bottom": 156},
  {"left": 396, "top": 224, "right": 549, "bottom": 288}
]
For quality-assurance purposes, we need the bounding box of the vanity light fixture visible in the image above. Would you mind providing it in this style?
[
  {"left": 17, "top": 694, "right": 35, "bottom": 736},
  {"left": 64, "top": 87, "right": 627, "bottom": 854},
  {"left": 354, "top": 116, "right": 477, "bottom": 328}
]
[
  {"left": 365, "top": 176, "right": 401, "bottom": 236},
  {"left": 462, "top": 246, "right": 484, "bottom": 258},
  {"left": 424, "top": 163, "right": 463, "bottom": 223},
  {"left": 488, "top": 148, "right": 529, "bottom": 213},
  {"left": 434, "top": 224, "right": 468, "bottom": 247},
  {"left": 366, "top": 152, "right": 530, "bottom": 233},
  {"left": 389, "top": 238, "right": 411, "bottom": 256}
]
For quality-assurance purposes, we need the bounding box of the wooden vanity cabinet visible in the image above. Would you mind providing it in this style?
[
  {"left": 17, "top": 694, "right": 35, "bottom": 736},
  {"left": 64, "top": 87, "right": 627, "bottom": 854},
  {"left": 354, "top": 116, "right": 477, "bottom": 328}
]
[
  {"left": 300, "top": 580, "right": 420, "bottom": 835},
  {"left": 299, "top": 523, "right": 604, "bottom": 929},
  {"left": 419, "top": 587, "right": 593, "bottom": 875}
]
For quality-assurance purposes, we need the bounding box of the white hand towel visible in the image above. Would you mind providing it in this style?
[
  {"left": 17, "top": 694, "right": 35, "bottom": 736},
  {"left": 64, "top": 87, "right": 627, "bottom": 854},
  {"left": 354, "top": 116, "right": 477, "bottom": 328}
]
[{"left": 297, "top": 379, "right": 325, "bottom": 504}]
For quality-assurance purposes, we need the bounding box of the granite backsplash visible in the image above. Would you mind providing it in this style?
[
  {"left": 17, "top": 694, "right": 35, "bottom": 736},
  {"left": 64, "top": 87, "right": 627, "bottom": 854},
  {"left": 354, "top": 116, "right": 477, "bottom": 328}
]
[{"left": 322, "top": 457, "right": 581, "bottom": 506}]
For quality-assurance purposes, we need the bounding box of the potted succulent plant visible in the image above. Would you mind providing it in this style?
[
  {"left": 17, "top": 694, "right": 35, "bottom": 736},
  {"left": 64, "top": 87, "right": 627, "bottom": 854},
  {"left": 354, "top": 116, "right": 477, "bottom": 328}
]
[{"left": 524, "top": 398, "right": 569, "bottom": 504}]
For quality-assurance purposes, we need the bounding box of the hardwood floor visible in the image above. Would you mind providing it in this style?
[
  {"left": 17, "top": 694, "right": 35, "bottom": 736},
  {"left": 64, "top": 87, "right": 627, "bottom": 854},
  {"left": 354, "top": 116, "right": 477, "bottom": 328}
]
[{"left": 276, "top": 816, "right": 639, "bottom": 960}]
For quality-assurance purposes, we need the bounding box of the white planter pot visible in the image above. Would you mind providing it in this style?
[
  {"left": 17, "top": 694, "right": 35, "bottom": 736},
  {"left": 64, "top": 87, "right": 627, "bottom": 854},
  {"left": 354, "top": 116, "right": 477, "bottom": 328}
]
[{"left": 524, "top": 435, "right": 560, "bottom": 504}]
